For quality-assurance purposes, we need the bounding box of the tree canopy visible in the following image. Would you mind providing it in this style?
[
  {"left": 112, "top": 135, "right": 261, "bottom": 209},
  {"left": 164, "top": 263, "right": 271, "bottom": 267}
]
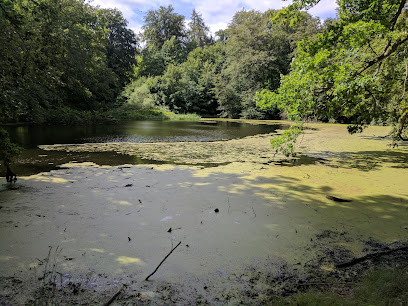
[
  {"left": 188, "top": 9, "right": 213, "bottom": 49},
  {"left": 142, "top": 5, "right": 186, "bottom": 49},
  {"left": 0, "top": 0, "right": 138, "bottom": 123},
  {"left": 7, "top": 0, "right": 402, "bottom": 138},
  {"left": 257, "top": 0, "right": 408, "bottom": 155},
  {"left": 125, "top": 7, "right": 319, "bottom": 117}
]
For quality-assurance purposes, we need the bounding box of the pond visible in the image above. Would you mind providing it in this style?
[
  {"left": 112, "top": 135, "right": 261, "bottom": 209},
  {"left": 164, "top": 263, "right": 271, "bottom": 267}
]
[
  {"left": 3, "top": 120, "right": 282, "bottom": 175},
  {"left": 1, "top": 121, "right": 407, "bottom": 304}
]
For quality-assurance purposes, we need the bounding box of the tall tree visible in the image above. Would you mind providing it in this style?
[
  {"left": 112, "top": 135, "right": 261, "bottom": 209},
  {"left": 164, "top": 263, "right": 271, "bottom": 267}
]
[
  {"left": 216, "top": 9, "right": 319, "bottom": 118},
  {"left": 187, "top": 9, "right": 213, "bottom": 48},
  {"left": 142, "top": 5, "right": 186, "bottom": 49},
  {"left": 97, "top": 8, "right": 138, "bottom": 88},
  {"left": 257, "top": 0, "right": 408, "bottom": 155}
]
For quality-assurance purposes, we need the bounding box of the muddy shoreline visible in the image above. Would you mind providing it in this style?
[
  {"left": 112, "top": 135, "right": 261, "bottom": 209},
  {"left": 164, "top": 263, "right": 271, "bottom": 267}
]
[{"left": 1, "top": 120, "right": 407, "bottom": 304}]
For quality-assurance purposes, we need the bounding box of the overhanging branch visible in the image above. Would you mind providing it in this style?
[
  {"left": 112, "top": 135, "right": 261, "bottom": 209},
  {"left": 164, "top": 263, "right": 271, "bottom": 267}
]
[
  {"left": 390, "top": 0, "right": 407, "bottom": 31},
  {"left": 357, "top": 34, "right": 408, "bottom": 76}
]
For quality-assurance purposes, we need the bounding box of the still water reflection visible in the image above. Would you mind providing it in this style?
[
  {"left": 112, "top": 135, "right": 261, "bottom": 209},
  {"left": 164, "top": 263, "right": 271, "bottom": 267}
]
[
  {"left": 6, "top": 121, "right": 280, "bottom": 148},
  {"left": 4, "top": 120, "right": 282, "bottom": 175}
]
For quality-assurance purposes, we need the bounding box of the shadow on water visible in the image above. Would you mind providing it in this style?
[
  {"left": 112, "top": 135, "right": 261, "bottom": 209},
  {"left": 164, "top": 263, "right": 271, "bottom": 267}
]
[
  {"left": 0, "top": 157, "right": 407, "bottom": 304},
  {"left": 1, "top": 164, "right": 407, "bottom": 277},
  {"left": 275, "top": 150, "right": 408, "bottom": 171},
  {"left": 8, "top": 149, "right": 232, "bottom": 177},
  {"left": 6, "top": 149, "right": 154, "bottom": 177},
  {"left": 273, "top": 155, "right": 329, "bottom": 167}
]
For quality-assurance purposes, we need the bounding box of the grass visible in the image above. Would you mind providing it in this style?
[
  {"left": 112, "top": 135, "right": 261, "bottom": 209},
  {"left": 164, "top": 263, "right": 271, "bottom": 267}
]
[
  {"left": 107, "top": 108, "right": 200, "bottom": 121},
  {"left": 160, "top": 111, "right": 201, "bottom": 121},
  {"left": 289, "top": 266, "right": 408, "bottom": 305},
  {"left": 26, "top": 105, "right": 201, "bottom": 125},
  {"left": 34, "top": 246, "right": 64, "bottom": 304}
]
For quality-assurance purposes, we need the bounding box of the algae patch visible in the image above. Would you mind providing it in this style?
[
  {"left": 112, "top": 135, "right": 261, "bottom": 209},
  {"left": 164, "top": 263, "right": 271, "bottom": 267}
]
[{"left": 1, "top": 120, "right": 408, "bottom": 304}]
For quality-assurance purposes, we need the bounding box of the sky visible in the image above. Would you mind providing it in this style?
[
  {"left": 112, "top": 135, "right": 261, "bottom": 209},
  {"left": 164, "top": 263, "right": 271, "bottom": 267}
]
[{"left": 89, "top": 0, "right": 338, "bottom": 36}]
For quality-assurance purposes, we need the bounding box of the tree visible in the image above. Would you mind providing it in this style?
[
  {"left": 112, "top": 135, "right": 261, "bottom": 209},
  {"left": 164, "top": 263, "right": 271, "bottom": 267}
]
[
  {"left": 0, "top": 0, "right": 26, "bottom": 122},
  {"left": 126, "top": 43, "right": 224, "bottom": 114},
  {"left": 97, "top": 8, "right": 138, "bottom": 88},
  {"left": 0, "top": 0, "right": 138, "bottom": 123},
  {"left": 187, "top": 9, "right": 213, "bottom": 48},
  {"left": 142, "top": 5, "right": 186, "bottom": 49},
  {"left": 216, "top": 9, "right": 319, "bottom": 118},
  {"left": 257, "top": 0, "right": 408, "bottom": 155},
  {"left": 179, "top": 45, "right": 224, "bottom": 115},
  {"left": 161, "top": 36, "right": 188, "bottom": 65},
  {"left": 215, "top": 29, "right": 228, "bottom": 44},
  {"left": 134, "top": 46, "right": 166, "bottom": 78},
  {"left": 0, "top": 128, "right": 21, "bottom": 178}
]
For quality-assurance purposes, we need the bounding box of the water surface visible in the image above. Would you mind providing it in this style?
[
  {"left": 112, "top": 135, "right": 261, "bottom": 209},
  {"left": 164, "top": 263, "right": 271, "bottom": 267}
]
[
  {"left": 3, "top": 120, "right": 282, "bottom": 175},
  {"left": 5, "top": 120, "right": 280, "bottom": 148}
]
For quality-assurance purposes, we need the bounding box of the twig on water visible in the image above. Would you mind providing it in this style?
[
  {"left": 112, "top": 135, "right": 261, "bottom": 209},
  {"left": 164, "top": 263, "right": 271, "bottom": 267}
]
[
  {"left": 227, "top": 197, "right": 231, "bottom": 214},
  {"left": 145, "top": 241, "right": 182, "bottom": 281},
  {"left": 252, "top": 207, "right": 256, "bottom": 218},
  {"left": 103, "top": 285, "right": 124, "bottom": 306}
]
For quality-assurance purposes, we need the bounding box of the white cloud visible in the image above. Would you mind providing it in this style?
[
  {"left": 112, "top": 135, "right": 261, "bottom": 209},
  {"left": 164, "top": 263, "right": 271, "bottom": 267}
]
[
  {"left": 308, "top": 0, "right": 338, "bottom": 20},
  {"left": 89, "top": 0, "right": 143, "bottom": 34}
]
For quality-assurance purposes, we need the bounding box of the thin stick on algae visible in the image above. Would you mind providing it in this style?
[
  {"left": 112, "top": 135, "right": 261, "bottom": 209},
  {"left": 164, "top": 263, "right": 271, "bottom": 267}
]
[
  {"left": 103, "top": 285, "right": 124, "bottom": 306},
  {"left": 145, "top": 241, "right": 182, "bottom": 281}
]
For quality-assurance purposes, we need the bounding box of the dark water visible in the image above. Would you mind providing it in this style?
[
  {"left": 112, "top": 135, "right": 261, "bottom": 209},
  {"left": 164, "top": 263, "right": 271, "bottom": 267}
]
[
  {"left": 3, "top": 120, "right": 283, "bottom": 175},
  {"left": 5, "top": 120, "right": 280, "bottom": 149}
]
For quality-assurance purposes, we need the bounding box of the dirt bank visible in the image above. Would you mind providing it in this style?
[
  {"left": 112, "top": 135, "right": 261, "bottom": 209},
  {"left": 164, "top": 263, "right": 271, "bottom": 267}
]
[{"left": 1, "top": 120, "right": 407, "bottom": 304}]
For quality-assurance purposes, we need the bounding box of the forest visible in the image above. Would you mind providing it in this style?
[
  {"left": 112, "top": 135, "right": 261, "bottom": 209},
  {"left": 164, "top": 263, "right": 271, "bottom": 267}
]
[
  {"left": 0, "top": 0, "right": 321, "bottom": 124},
  {"left": 0, "top": 0, "right": 407, "bottom": 138}
]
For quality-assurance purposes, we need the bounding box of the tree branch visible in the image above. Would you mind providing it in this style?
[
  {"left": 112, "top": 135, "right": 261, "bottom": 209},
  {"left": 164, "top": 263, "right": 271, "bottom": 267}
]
[
  {"left": 357, "top": 34, "right": 408, "bottom": 76},
  {"left": 396, "top": 108, "right": 408, "bottom": 141},
  {"left": 390, "top": 0, "right": 407, "bottom": 31},
  {"left": 401, "top": 54, "right": 407, "bottom": 101},
  {"left": 145, "top": 241, "right": 181, "bottom": 281}
]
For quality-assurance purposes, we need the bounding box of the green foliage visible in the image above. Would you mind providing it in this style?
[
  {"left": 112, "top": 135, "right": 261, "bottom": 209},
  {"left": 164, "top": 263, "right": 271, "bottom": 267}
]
[
  {"left": 121, "top": 77, "right": 157, "bottom": 110},
  {"left": 160, "top": 112, "right": 201, "bottom": 121},
  {"left": 0, "top": 0, "right": 138, "bottom": 123},
  {"left": 135, "top": 46, "right": 166, "bottom": 78},
  {"left": 291, "top": 266, "right": 408, "bottom": 305},
  {"left": 162, "top": 37, "right": 188, "bottom": 65},
  {"left": 270, "top": 123, "right": 303, "bottom": 157},
  {"left": 0, "top": 129, "right": 21, "bottom": 166},
  {"left": 294, "top": 291, "right": 345, "bottom": 305},
  {"left": 0, "top": 1, "right": 324, "bottom": 124},
  {"left": 96, "top": 8, "right": 138, "bottom": 88},
  {"left": 107, "top": 106, "right": 200, "bottom": 121},
  {"left": 216, "top": 9, "right": 319, "bottom": 118},
  {"left": 128, "top": 44, "right": 224, "bottom": 115},
  {"left": 187, "top": 9, "right": 213, "bottom": 48},
  {"left": 353, "top": 266, "right": 408, "bottom": 304},
  {"left": 258, "top": 0, "right": 408, "bottom": 143},
  {"left": 142, "top": 5, "right": 186, "bottom": 50},
  {"left": 131, "top": 7, "right": 319, "bottom": 119}
]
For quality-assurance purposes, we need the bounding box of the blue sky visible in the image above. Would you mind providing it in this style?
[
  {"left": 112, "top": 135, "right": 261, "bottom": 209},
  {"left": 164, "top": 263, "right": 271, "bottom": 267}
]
[{"left": 89, "top": 0, "right": 338, "bottom": 35}]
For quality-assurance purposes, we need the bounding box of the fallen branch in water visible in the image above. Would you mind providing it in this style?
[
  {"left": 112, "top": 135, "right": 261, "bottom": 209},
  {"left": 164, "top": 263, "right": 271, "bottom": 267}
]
[
  {"left": 145, "top": 241, "right": 182, "bottom": 281},
  {"left": 103, "top": 285, "right": 124, "bottom": 306},
  {"left": 336, "top": 246, "right": 408, "bottom": 268}
]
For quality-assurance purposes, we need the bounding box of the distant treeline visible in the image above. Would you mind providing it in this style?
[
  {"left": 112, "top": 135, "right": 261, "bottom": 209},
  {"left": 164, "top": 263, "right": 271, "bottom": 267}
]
[{"left": 0, "top": 0, "right": 321, "bottom": 124}]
